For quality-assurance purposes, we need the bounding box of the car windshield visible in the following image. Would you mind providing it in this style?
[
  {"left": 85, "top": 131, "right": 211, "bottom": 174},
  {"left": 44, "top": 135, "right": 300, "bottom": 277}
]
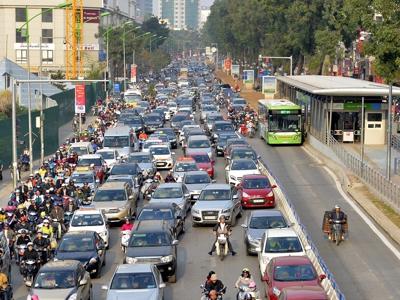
[
  {"left": 104, "top": 136, "right": 130, "bottom": 148},
  {"left": 232, "top": 150, "right": 257, "bottom": 160},
  {"left": 71, "top": 214, "right": 104, "bottom": 227},
  {"left": 199, "top": 189, "right": 230, "bottom": 201},
  {"left": 78, "top": 158, "right": 102, "bottom": 166},
  {"left": 129, "top": 232, "right": 171, "bottom": 247},
  {"left": 111, "top": 165, "right": 138, "bottom": 175},
  {"left": 144, "top": 115, "right": 161, "bottom": 123},
  {"left": 268, "top": 114, "right": 301, "bottom": 132},
  {"left": 264, "top": 237, "right": 302, "bottom": 253},
  {"left": 231, "top": 160, "right": 257, "bottom": 170},
  {"left": 59, "top": 237, "right": 95, "bottom": 252},
  {"left": 98, "top": 151, "right": 115, "bottom": 159},
  {"left": 143, "top": 141, "right": 162, "bottom": 149},
  {"left": 69, "top": 146, "right": 88, "bottom": 156},
  {"left": 184, "top": 174, "right": 210, "bottom": 184},
  {"left": 125, "top": 119, "right": 142, "bottom": 126},
  {"left": 175, "top": 162, "right": 198, "bottom": 172},
  {"left": 128, "top": 154, "right": 152, "bottom": 163},
  {"left": 215, "top": 124, "right": 235, "bottom": 132},
  {"left": 94, "top": 190, "right": 126, "bottom": 201},
  {"left": 71, "top": 173, "right": 94, "bottom": 184},
  {"left": 249, "top": 216, "right": 287, "bottom": 229},
  {"left": 228, "top": 140, "right": 247, "bottom": 147},
  {"left": 274, "top": 264, "right": 317, "bottom": 282},
  {"left": 150, "top": 147, "right": 170, "bottom": 155},
  {"left": 172, "top": 115, "right": 187, "bottom": 122},
  {"left": 111, "top": 272, "right": 156, "bottom": 290},
  {"left": 191, "top": 154, "right": 210, "bottom": 163},
  {"left": 188, "top": 139, "right": 210, "bottom": 148},
  {"left": 138, "top": 208, "right": 173, "bottom": 220},
  {"left": 153, "top": 187, "right": 182, "bottom": 198},
  {"left": 34, "top": 270, "right": 76, "bottom": 289},
  {"left": 243, "top": 178, "right": 270, "bottom": 189},
  {"left": 207, "top": 115, "right": 224, "bottom": 122}
]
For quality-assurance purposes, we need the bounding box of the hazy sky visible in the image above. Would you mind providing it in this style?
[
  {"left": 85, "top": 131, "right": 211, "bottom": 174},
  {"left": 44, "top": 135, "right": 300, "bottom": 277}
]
[{"left": 200, "top": 0, "right": 214, "bottom": 7}]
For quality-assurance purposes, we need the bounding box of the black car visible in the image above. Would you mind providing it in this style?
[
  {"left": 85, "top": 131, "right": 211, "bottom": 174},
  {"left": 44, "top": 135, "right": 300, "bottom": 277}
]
[
  {"left": 143, "top": 113, "right": 164, "bottom": 133},
  {"left": 171, "top": 112, "right": 190, "bottom": 132},
  {"left": 154, "top": 128, "right": 178, "bottom": 149},
  {"left": 125, "top": 220, "right": 178, "bottom": 283},
  {"left": 122, "top": 116, "right": 144, "bottom": 133},
  {"left": 215, "top": 132, "right": 239, "bottom": 156},
  {"left": 137, "top": 202, "right": 185, "bottom": 237},
  {"left": 55, "top": 231, "right": 106, "bottom": 278},
  {"left": 211, "top": 121, "right": 236, "bottom": 142}
]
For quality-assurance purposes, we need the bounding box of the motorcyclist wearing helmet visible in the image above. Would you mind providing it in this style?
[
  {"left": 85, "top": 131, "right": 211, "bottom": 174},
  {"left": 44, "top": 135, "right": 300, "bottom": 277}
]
[
  {"left": 33, "top": 231, "right": 50, "bottom": 263},
  {"left": 15, "top": 229, "right": 31, "bottom": 262},
  {"left": 164, "top": 171, "right": 176, "bottom": 183},
  {"left": 235, "top": 268, "right": 253, "bottom": 288},
  {"left": 208, "top": 215, "right": 236, "bottom": 256},
  {"left": 40, "top": 219, "right": 53, "bottom": 238},
  {"left": 204, "top": 273, "right": 225, "bottom": 297},
  {"left": 81, "top": 182, "right": 92, "bottom": 198},
  {"left": 21, "top": 242, "right": 39, "bottom": 280}
]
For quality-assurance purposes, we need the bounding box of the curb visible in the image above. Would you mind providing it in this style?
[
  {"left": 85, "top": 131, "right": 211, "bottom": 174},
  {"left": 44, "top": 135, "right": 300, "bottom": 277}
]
[{"left": 303, "top": 141, "right": 400, "bottom": 247}]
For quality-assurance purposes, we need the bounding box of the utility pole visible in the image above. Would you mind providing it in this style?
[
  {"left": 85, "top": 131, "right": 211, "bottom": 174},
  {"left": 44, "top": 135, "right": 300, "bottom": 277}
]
[
  {"left": 387, "top": 84, "right": 393, "bottom": 179},
  {"left": 12, "top": 79, "right": 18, "bottom": 188},
  {"left": 39, "top": 36, "right": 44, "bottom": 164},
  {"left": 25, "top": 6, "right": 33, "bottom": 174}
]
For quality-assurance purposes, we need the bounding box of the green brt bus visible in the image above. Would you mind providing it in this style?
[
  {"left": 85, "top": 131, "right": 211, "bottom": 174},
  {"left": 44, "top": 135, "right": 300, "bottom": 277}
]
[{"left": 258, "top": 99, "right": 303, "bottom": 145}]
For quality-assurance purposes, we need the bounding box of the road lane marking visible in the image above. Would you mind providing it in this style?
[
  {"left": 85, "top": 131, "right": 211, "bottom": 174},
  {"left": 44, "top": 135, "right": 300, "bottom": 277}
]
[{"left": 302, "top": 145, "right": 400, "bottom": 260}]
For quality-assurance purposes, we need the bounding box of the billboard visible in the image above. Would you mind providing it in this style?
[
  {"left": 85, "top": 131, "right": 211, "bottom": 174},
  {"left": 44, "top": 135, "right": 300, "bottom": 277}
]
[
  {"left": 243, "top": 70, "right": 254, "bottom": 84},
  {"left": 262, "top": 76, "right": 276, "bottom": 94},
  {"left": 231, "top": 65, "right": 240, "bottom": 77},
  {"left": 224, "top": 58, "right": 232, "bottom": 71},
  {"left": 130, "top": 64, "right": 137, "bottom": 83},
  {"left": 74, "top": 84, "right": 86, "bottom": 114}
]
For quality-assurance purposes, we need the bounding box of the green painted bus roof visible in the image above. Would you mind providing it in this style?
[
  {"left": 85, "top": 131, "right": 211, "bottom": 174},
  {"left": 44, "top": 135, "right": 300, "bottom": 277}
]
[{"left": 258, "top": 99, "right": 301, "bottom": 110}]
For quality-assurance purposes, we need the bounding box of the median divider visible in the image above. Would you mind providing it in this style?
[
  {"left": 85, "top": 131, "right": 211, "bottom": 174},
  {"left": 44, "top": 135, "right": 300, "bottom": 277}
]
[{"left": 257, "top": 157, "right": 345, "bottom": 300}]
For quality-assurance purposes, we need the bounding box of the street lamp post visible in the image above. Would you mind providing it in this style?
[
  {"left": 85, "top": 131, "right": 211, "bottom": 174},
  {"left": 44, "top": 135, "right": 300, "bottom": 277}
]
[{"left": 122, "top": 21, "right": 133, "bottom": 92}]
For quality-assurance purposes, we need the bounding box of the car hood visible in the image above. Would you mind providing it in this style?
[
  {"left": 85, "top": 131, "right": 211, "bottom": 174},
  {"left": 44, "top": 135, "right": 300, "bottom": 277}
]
[
  {"left": 242, "top": 187, "right": 271, "bottom": 197},
  {"left": 107, "top": 289, "right": 159, "bottom": 300},
  {"left": 185, "top": 183, "right": 209, "bottom": 192},
  {"left": 150, "top": 197, "right": 184, "bottom": 206},
  {"left": 152, "top": 154, "right": 172, "bottom": 160},
  {"left": 193, "top": 200, "right": 232, "bottom": 210},
  {"left": 126, "top": 245, "right": 173, "bottom": 257},
  {"left": 229, "top": 169, "right": 260, "bottom": 177},
  {"left": 196, "top": 162, "right": 212, "bottom": 170},
  {"left": 31, "top": 288, "right": 76, "bottom": 300},
  {"left": 116, "top": 148, "right": 130, "bottom": 158},
  {"left": 69, "top": 225, "right": 106, "bottom": 235},
  {"left": 247, "top": 228, "right": 265, "bottom": 241},
  {"left": 55, "top": 250, "right": 96, "bottom": 263}
]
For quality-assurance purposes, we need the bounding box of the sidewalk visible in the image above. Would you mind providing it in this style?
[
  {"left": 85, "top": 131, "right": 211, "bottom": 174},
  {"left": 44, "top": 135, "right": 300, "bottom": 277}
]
[
  {"left": 0, "top": 115, "right": 97, "bottom": 206},
  {"left": 343, "top": 143, "right": 400, "bottom": 185}
]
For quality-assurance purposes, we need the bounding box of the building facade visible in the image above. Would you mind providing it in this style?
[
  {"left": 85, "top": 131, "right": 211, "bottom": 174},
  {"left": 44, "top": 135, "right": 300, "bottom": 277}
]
[
  {"left": 160, "top": 0, "right": 199, "bottom": 30},
  {"left": 198, "top": 5, "right": 210, "bottom": 29},
  {"left": 185, "top": 0, "right": 199, "bottom": 30}
]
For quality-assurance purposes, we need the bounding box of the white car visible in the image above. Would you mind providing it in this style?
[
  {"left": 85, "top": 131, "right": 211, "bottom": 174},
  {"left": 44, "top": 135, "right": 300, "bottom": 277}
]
[
  {"left": 97, "top": 148, "right": 120, "bottom": 169},
  {"left": 256, "top": 228, "right": 309, "bottom": 275},
  {"left": 68, "top": 208, "right": 110, "bottom": 247},
  {"left": 167, "top": 101, "right": 178, "bottom": 115},
  {"left": 225, "top": 159, "right": 261, "bottom": 185},
  {"left": 142, "top": 139, "right": 164, "bottom": 153},
  {"left": 149, "top": 144, "right": 174, "bottom": 169}
]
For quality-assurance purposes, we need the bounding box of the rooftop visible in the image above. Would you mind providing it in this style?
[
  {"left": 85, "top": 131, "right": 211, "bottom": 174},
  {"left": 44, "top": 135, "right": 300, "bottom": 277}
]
[{"left": 277, "top": 75, "right": 400, "bottom": 96}]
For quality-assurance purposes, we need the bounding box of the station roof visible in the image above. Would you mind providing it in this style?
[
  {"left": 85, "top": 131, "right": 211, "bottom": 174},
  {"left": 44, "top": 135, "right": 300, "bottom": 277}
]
[{"left": 277, "top": 75, "right": 400, "bottom": 96}]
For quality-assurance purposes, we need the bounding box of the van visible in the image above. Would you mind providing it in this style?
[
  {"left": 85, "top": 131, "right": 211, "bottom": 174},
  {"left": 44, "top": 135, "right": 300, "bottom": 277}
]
[{"left": 103, "top": 125, "right": 139, "bottom": 159}]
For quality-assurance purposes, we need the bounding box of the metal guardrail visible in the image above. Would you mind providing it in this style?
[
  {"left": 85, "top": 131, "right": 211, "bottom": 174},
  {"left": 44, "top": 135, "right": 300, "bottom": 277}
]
[
  {"left": 327, "top": 134, "right": 400, "bottom": 212},
  {"left": 258, "top": 157, "right": 345, "bottom": 300},
  {"left": 392, "top": 134, "right": 400, "bottom": 152}
]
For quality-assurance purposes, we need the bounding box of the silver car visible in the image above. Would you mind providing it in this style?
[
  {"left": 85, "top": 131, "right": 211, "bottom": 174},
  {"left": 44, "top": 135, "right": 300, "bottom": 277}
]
[
  {"left": 185, "top": 135, "right": 213, "bottom": 160},
  {"left": 103, "top": 264, "right": 165, "bottom": 300},
  {"left": 241, "top": 210, "right": 288, "bottom": 255},
  {"left": 149, "top": 183, "right": 191, "bottom": 216},
  {"left": 191, "top": 184, "right": 242, "bottom": 226},
  {"left": 182, "top": 170, "right": 213, "bottom": 202},
  {"left": 28, "top": 260, "right": 92, "bottom": 300}
]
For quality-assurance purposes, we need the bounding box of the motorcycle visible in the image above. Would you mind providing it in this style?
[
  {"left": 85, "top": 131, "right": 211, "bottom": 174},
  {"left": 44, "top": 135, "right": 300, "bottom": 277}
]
[
  {"left": 236, "top": 283, "right": 260, "bottom": 300},
  {"left": 200, "top": 285, "right": 226, "bottom": 300},
  {"left": 16, "top": 244, "right": 27, "bottom": 264},
  {"left": 331, "top": 219, "right": 346, "bottom": 246},
  {"left": 121, "top": 230, "right": 131, "bottom": 253},
  {"left": 21, "top": 259, "right": 38, "bottom": 287},
  {"left": 35, "top": 246, "right": 49, "bottom": 265},
  {"left": 20, "top": 154, "right": 30, "bottom": 171},
  {"left": 142, "top": 179, "right": 159, "bottom": 201},
  {"left": 42, "top": 234, "right": 57, "bottom": 259},
  {"left": 51, "top": 219, "right": 62, "bottom": 240},
  {"left": 215, "top": 234, "right": 229, "bottom": 261}
]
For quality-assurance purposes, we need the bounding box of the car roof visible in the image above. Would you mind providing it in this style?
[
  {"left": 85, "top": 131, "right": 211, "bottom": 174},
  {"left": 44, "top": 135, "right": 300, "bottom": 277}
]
[
  {"left": 141, "top": 202, "right": 176, "bottom": 209},
  {"left": 73, "top": 208, "right": 103, "bottom": 215},
  {"left": 184, "top": 170, "right": 209, "bottom": 176},
  {"left": 272, "top": 256, "right": 312, "bottom": 265},
  {"left": 266, "top": 227, "right": 298, "bottom": 238},
  {"left": 133, "top": 220, "right": 171, "bottom": 232},
  {"left": 250, "top": 209, "right": 284, "bottom": 218},
  {"left": 214, "top": 120, "right": 232, "bottom": 125},
  {"left": 157, "top": 182, "right": 183, "bottom": 188},
  {"left": 78, "top": 154, "right": 102, "bottom": 159},
  {"left": 40, "top": 260, "right": 81, "bottom": 271},
  {"left": 97, "top": 181, "right": 127, "bottom": 190},
  {"left": 115, "top": 263, "right": 153, "bottom": 274},
  {"left": 63, "top": 231, "right": 96, "bottom": 238},
  {"left": 243, "top": 174, "right": 268, "bottom": 180},
  {"left": 203, "top": 183, "right": 231, "bottom": 190},
  {"left": 188, "top": 135, "right": 209, "bottom": 140}
]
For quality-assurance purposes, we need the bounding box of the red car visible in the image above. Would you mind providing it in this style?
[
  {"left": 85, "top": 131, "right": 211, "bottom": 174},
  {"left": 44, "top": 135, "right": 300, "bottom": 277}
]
[
  {"left": 262, "top": 256, "right": 326, "bottom": 300},
  {"left": 278, "top": 286, "right": 328, "bottom": 300},
  {"left": 187, "top": 152, "right": 215, "bottom": 179},
  {"left": 237, "top": 175, "right": 276, "bottom": 208}
]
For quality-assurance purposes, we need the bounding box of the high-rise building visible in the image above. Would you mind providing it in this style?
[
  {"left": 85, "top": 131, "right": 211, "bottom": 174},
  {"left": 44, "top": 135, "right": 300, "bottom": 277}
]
[
  {"left": 161, "top": 0, "right": 174, "bottom": 27},
  {"left": 185, "top": 0, "right": 199, "bottom": 30},
  {"left": 198, "top": 5, "right": 210, "bottom": 29},
  {"left": 160, "top": 0, "right": 198, "bottom": 30}
]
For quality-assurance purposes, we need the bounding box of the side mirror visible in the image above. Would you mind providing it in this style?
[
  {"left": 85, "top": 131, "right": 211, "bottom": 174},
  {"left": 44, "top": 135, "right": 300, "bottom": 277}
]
[
  {"left": 79, "top": 278, "right": 88, "bottom": 286},
  {"left": 240, "top": 224, "right": 248, "bottom": 228},
  {"left": 172, "top": 239, "right": 179, "bottom": 245},
  {"left": 271, "top": 184, "right": 277, "bottom": 189},
  {"left": 319, "top": 274, "right": 327, "bottom": 281},
  {"left": 95, "top": 179, "right": 100, "bottom": 183},
  {"left": 159, "top": 283, "right": 166, "bottom": 288},
  {"left": 233, "top": 194, "right": 238, "bottom": 199},
  {"left": 171, "top": 152, "right": 175, "bottom": 155},
  {"left": 211, "top": 179, "right": 216, "bottom": 183},
  {"left": 184, "top": 193, "right": 190, "bottom": 198}
]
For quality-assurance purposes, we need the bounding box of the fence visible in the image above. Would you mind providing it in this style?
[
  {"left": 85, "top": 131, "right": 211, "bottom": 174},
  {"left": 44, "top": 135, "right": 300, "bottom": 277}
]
[
  {"left": 327, "top": 134, "right": 400, "bottom": 212},
  {"left": 392, "top": 134, "right": 400, "bottom": 152},
  {"left": 258, "top": 157, "right": 345, "bottom": 300},
  {"left": 0, "top": 82, "right": 105, "bottom": 167}
]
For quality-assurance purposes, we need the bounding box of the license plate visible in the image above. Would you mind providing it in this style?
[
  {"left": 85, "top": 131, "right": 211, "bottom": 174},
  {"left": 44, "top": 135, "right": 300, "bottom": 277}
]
[
  {"left": 204, "top": 216, "right": 217, "bottom": 220},
  {"left": 253, "top": 199, "right": 265, "bottom": 203}
]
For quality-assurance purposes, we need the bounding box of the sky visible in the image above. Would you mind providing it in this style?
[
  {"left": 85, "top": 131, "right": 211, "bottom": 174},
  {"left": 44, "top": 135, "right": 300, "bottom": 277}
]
[{"left": 200, "top": 0, "right": 215, "bottom": 7}]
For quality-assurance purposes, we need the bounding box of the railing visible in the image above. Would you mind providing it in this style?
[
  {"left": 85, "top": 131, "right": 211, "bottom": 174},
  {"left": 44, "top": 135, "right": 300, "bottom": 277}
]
[
  {"left": 327, "top": 134, "right": 400, "bottom": 212},
  {"left": 392, "top": 134, "right": 400, "bottom": 152},
  {"left": 258, "top": 158, "right": 345, "bottom": 300}
]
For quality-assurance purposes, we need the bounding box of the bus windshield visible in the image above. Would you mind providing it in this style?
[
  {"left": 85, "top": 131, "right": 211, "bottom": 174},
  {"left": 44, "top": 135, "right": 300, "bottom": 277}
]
[{"left": 268, "top": 114, "right": 300, "bottom": 132}]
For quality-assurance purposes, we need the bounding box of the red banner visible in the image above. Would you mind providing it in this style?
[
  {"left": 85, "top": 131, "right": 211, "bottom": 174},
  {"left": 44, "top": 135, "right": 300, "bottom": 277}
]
[
  {"left": 224, "top": 58, "right": 232, "bottom": 71},
  {"left": 75, "top": 84, "right": 86, "bottom": 113},
  {"left": 131, "top": 64, "right": 137, "bottom": 83}
]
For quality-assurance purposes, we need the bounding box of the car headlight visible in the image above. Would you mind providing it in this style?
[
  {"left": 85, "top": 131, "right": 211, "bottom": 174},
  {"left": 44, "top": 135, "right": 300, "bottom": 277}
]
[
  {"left": 242, "top": 191, "right": 250, "bottom": 198},
  {"left": 160, "top": 255, "right": 173, "bottom": 263},
  {"left": 272, "top": 287, "right": 281, "bottom": 296},
  {"left": 89, "top": 257, "right": 98, "bottom": 264},
  {"left": 267, "top": 190, "right": 274, "bottom": 197},
  {"left": 100, "top": 230, "right": 108, "bottom": 237},
  {"left": 68, "top": 293, "right": 78, "bottom": 300},
  {"left": 248, "top": 236, "right": 260, "bottom": 245},
  {"left": 230, "top": 175, "right": 236, "bottom": 180},
  {"left": 126, "top": 256, "right": 138, "bottom": 264},
  {"left": 221, "top": 208, "right": 231, "bottom": 214},
  {"left": 191, "top": 208, "right": 200, "bottom": 214}
]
